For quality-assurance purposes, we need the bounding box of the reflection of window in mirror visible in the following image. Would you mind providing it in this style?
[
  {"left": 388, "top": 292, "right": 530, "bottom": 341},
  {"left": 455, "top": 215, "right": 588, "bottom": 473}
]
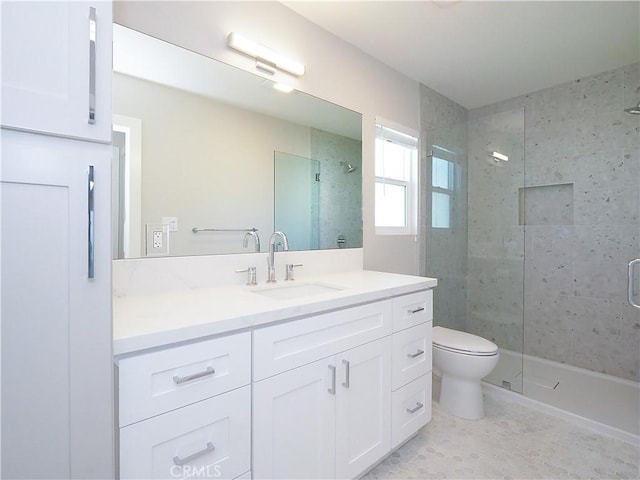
[
  {"left": 374, "top": 122, "right": 418, "bottom": 235},
  {"left": 430, "top": 146, "right": 458, "bottom": 229}
]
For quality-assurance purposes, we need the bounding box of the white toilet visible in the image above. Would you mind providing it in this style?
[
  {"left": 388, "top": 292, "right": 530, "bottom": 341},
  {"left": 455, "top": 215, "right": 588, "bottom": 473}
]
[{"left": 432, "top": 326, "right": 499, "bottom": 420}]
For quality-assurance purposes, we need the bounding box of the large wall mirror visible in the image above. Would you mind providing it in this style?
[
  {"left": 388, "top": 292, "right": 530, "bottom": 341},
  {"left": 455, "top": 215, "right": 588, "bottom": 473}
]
[{"left": 112, "top": 24, "right": 363, "bottom": 259}]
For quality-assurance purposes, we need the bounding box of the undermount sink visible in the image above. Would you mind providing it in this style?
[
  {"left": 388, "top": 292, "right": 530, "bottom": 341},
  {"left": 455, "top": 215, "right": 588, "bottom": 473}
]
[{"left": 252, "top": 282, "right": 344, "bottom": 300}]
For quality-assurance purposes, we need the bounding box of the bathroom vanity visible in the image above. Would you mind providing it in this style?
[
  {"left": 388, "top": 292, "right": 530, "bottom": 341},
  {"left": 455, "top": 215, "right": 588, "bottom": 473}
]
[{"left": 114, "top": 270, "right": 436, "bottom": 479}]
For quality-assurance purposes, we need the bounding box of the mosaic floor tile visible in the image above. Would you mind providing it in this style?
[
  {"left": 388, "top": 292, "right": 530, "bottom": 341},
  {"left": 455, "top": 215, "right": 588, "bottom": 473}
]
[{"left": 363, "top": 394, "right": 639, "bottom": 479}]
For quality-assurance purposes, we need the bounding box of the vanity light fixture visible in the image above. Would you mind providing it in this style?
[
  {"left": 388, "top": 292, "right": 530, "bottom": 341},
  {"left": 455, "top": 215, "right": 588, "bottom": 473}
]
[
  {"left": 491, "top": 151, "right": 509, "bottom": 162},
  {"left": 227, "top": 32, "right": 305, "bottom": 77}
]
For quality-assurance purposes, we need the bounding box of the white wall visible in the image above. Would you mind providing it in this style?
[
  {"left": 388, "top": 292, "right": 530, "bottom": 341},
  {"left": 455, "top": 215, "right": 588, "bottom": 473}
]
[{"left": 114, "top": 1, "right": 421, "bottom": 275}]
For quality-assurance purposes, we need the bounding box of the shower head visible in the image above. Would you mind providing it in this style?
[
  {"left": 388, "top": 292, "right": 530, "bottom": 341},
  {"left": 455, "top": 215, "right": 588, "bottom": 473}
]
[
  {"left": 340, "top": 161, "right": 357, "bottom": 173},
  {"left": 625, "top": 101, "right": 640, "bottom": 115}
]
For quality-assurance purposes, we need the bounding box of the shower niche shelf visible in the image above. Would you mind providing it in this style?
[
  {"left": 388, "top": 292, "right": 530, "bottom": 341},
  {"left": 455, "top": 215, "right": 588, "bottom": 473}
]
[{"left": 518, "top": 182, "right": 574, "bottom": 226}]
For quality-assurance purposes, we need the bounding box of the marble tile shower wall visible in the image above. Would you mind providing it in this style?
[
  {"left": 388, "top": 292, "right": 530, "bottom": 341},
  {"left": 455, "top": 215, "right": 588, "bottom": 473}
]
[
  {"left": 310, "top": 128, "right": 363, "bottom": 250},
  {"left": 419, "top": 84, "right": 469, "bottom": 332},
  {"left": 468, "top": 63, "right": 640, "bottom": 381}
]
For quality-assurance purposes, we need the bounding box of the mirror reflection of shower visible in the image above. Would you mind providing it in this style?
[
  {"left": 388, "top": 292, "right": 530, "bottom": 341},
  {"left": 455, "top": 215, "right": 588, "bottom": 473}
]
[{"left": 340, "top": 161, "right": 357, "bottom": 173}]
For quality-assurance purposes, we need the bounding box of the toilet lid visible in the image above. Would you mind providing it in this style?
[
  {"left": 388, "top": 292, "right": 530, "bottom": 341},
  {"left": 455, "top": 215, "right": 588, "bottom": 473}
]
[{"left": 432, "top": 326, "right": 498, "bottom": 355}]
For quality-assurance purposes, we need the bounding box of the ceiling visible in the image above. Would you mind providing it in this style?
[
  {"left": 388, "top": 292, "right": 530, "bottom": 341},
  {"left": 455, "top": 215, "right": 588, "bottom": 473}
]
[{"left": 284, "top": 1, "right": 640, "bottom": 109}]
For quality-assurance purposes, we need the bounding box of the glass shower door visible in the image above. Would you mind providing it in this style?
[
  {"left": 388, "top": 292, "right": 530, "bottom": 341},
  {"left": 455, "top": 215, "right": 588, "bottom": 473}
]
[
  {"left": 274, "top": 151, "right": 320, "bottom": 251},
  {"left": 466, "top": 107, "right": 526, "bottom": 393},
  {"left": 423, "top": 105, "right": 525, "bottom": 393}
]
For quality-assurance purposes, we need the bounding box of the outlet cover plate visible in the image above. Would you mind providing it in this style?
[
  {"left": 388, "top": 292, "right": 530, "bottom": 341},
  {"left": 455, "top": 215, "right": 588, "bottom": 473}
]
[{"left": 145, "top": 223, "right": 168, "bottom": 256}]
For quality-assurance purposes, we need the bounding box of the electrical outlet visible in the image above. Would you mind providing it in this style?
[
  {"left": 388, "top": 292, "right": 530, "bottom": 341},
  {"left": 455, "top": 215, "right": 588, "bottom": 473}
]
[
  {"left": 153, "top": 231, "right": 163, "bottom": 248},
  {"left": 163, "top": 216, "right": 178, "bottom": 232},
  {"left": 145, "top": 223, "right": 169, "bottom": 256}
]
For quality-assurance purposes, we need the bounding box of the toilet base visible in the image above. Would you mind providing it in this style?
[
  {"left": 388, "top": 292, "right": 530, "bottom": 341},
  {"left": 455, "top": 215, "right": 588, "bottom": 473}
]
[{"left": 439, "top": 374, "right": 485, "bottom": 420}]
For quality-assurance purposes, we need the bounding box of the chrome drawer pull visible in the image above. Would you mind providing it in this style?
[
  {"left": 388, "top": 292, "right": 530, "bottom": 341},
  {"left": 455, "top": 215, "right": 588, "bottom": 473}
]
[
  {"left": 173, "top": 366, "right": 215, "bottom": 385},
  {"left": 88, "top": 7, "right": 96, "bottom": 124},
  {"left": 407, "top": 349, "right": 425, "bottom": 359},
  {"left": 328, "top": 364, "right": 336, "bottom": 395},
  {"left": 406, "top": 402, "right": 424, "bottom": 414},
  {"left": 87, "top": 165, "right": 95, "bottom": 278},
  {"left": 173, "top": 442, "right": 215, "bottom": 466},
  {"left": 408, "top": 307, "right": 425, "bottom": 314},
  {"left": 342, "top": 359, "right": 350, "bottom": 388}
]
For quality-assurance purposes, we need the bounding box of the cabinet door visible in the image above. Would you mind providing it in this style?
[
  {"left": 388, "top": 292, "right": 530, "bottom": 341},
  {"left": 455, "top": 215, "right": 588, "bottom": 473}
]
[
  {"left": 1, "top": 129, "right": 113, "bottom": 479},
  {"left": 253, "top": 358, "right": 336, "bottom": 479},
  {"left": 335, "top": 337, "right": 392, "bottom": 479},
  {"left": 1, "top": 1, "right": 112, "bottom": 142}
]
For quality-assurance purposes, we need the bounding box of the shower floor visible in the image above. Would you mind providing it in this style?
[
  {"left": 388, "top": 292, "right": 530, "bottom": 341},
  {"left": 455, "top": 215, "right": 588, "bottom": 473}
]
[{"left": 484, "top": 349, "right": 640, "bottom": 443}]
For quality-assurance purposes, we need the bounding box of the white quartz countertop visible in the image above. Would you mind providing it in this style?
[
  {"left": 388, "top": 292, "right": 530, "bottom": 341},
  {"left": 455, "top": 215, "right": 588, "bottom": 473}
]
[{"left": 113, "top": 270, "right": 437, "bottom": 356}]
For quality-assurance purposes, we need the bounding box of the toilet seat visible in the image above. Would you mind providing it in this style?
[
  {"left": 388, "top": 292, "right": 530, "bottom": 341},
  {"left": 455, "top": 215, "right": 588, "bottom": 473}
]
[{"left": 433, "top": 326, "right": 498, "bottom": 356}]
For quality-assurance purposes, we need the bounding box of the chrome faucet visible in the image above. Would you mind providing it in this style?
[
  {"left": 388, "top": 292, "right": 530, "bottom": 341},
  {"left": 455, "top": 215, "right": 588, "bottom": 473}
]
[
  {"left": 243, "top": 230, "right": 261, "bottom": 252},
  {"left": 267, "top": 231, "right": 289, "bottom": 283}
]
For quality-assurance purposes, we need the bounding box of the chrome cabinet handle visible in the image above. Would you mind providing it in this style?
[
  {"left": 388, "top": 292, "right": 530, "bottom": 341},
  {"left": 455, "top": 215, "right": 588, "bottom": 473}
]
[
  {"left": 628, "top": 259, "right": 640, "bottom": 309},
  {"left": 407, "top": 349, "right": 425, "bottom": 359},
  {"left": 88, "top": 7, "right": 97, "bottom": 124},
  {"left": 328, "top": 365, "right": 336, "bottom": 395},
  {"left": 173, "top": 366, "right": 215, "bottom": 385},
  {"left": 342, "top": 359, "right": 350, "bottom": 388},
  {"left": 173, "top": 442, "right": 215, "bottom": 466},
  {"left": 408, "top": 307, "right": 425, "bottom": 314},
  {"left": 406, "top": 402, "right": 424, "bottom": 414},
  {"left": 87, "top": 166, "right": 95, "bottom": 278}
]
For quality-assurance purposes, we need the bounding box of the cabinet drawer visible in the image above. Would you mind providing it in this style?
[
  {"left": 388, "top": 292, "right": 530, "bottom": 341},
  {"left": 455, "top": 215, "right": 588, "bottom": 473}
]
[
  {"left": 391, "top": 374, "right": 432, "bottom": 449},
  {"left": 392, "top": 322, "right": 432, "bottom": 390},
  {"left": 253, "top": 300, "right": 392, "bottom": 381},
  {"left": 118, "top": 332, "right": 251, "bottom": 426},
  {"left": 392, "top": 290, "right": 432, "bottom": 332},
  {"left": 120, "top": 385, "right": 251, "bottom": 480}
]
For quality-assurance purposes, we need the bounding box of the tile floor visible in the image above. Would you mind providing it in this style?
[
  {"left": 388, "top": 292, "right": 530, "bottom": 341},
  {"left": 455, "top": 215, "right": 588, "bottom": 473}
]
[{"left": 363, "top": 391, "right": 640, "bottom": 479}]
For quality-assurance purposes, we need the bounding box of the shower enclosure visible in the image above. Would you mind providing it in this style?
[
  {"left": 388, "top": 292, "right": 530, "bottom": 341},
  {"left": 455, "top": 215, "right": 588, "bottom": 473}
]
[{"left": 422, "top": 63, "right": 640, "bottom": 436}]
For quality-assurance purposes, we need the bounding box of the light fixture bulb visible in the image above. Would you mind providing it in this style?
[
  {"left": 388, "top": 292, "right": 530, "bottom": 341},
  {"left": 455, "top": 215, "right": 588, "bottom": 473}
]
[{"left": 491, "top": 151, "right": 509, "bottom": 162}]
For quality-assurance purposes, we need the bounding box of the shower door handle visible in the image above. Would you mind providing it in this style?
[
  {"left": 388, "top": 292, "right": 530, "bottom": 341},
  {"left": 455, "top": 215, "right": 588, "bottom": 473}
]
[{"left": 628, "top": 259, "right": 640, "bottom": 309}]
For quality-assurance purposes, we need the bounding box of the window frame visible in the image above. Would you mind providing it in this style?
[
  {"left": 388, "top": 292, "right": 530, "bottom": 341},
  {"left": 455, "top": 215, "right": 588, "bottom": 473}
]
[
  {"left": 430, "top": 146, "right": 458, "bottom": 230},
  {"left": 374, "top": 120, "right": 419, "bottom": 236}
]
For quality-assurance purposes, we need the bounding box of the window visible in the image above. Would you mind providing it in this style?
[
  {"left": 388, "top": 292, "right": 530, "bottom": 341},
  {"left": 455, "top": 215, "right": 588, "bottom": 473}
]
[
  {"left": 430, "top": 146, "right": 457, "bottom": 229},
  {"left": 375, "top": 122, "right": 418, "bottom": 235}
]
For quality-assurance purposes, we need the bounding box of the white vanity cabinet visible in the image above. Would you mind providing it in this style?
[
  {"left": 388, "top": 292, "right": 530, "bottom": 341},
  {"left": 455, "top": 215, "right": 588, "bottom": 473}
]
[
  {"left": 117, "top": 332, "right": 252, "bottom": 480},
  {"left": 114, "top": 282, "right": 435, "bottom": 480},
  {"left": 252, "top": 291, "right": 432, "bottom": 479},
  {"left": 1, "top": 1, "right": 113, "bottom": 142}
]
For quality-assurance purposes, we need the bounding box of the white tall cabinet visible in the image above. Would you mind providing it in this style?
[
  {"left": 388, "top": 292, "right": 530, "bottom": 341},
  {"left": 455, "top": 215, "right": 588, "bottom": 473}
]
[{"left": 1, "top": 1, "right": 114, "bottom": 478}]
